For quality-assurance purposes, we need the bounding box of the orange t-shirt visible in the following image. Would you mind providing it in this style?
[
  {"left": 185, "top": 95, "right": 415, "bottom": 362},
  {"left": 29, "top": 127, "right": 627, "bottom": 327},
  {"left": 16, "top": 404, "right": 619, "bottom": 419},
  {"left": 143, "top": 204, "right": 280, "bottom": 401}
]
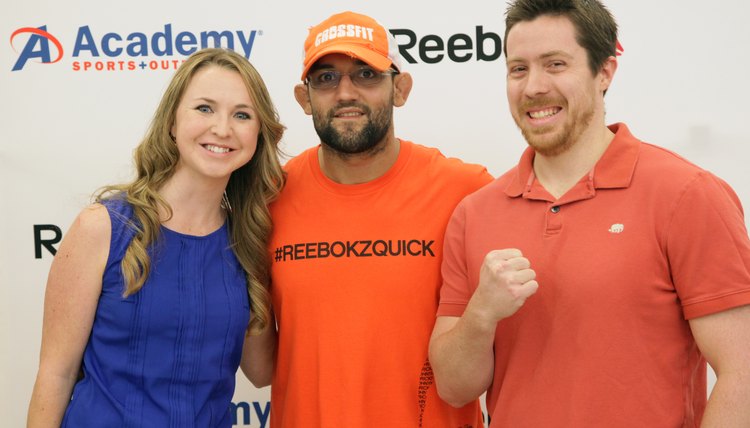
[
  {"left": 438, "top": 123, "right": 750, "bottom": 427},
  {"left": 269, "top": 140, "right": 492, "bottom": 427}
]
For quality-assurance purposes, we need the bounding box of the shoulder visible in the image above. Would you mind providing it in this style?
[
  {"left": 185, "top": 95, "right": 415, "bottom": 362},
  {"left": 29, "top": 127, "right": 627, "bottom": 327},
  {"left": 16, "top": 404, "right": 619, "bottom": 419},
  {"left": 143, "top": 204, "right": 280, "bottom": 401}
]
[
  {"left": 62, "top": 203, "right": 112, "bottom": 262},
  {"left": 462, "top": 166, "right": 515, "bottom": 203},
  {"left": 444, "top": 167, "right": 516, "bottom": 224},
  {"left": 405, "top": 141, "right": 493, "bottom": 188},
  {"left": 638, "top": 143, "right": 706, "bottom": 178},
  {"left": 281, "top": 147, "right": 316, "bottom": 176},
  {"left": 274, "top": 147, "right": 319, "bottom": 203},
  {"left": 94, "top": 197, "right": 146, "bottom": 259},
  {"left": 97, "top": 195, "right": 139, "bottom": 234},
  {"left": 74, "top": 203, "right": 112, "bottom": 237},
  {"left": 635, "top": 143, "right": 740, "bottom": 202}
]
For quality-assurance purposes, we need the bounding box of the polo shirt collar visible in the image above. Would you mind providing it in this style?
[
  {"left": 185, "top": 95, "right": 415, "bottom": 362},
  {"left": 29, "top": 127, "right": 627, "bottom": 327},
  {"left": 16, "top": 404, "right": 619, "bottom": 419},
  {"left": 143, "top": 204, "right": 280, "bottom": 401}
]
[{"left": 504, "top": 122, "right": 640, "bottom": 199}]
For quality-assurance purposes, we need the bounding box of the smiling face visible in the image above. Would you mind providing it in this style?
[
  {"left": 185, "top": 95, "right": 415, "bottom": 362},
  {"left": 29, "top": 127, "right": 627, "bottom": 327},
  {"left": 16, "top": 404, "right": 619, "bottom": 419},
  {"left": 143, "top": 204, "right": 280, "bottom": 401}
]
[
  {"left": 505, "top": 14, "right": 612, "bottom": 157},
  {"left": 170, "top": 65, "right": 260, "bottom": 182},
  {"left": 298, "top": 54, "right": 396, "bottom": 157}
]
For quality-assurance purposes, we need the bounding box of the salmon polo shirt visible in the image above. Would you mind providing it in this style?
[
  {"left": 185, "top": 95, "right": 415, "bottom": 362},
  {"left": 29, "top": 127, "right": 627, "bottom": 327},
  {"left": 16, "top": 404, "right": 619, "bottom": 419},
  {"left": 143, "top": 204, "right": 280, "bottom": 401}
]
[{"left": 438, "top": 123, "right": 750, "bottom": 427}]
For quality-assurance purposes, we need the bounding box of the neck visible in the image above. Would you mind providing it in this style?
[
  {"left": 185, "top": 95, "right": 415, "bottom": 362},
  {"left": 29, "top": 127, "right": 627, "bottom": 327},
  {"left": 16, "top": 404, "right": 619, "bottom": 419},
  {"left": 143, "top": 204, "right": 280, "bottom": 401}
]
[
  {"left": 318, "top": 135, "right": 401, "bottom": 184},
  {"left": 533, "top": 124, "right": 615, "bottom": 199},
  {"left": 158, "top": 171, "right": 228, "bottom": 235}
]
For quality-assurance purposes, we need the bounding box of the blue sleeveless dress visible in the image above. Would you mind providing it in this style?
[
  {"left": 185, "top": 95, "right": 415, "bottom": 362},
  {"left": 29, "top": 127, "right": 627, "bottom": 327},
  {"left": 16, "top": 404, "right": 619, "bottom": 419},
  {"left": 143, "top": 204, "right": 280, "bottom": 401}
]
[{"left": 62, "top": 198, "right": 250, "bottom": 427}]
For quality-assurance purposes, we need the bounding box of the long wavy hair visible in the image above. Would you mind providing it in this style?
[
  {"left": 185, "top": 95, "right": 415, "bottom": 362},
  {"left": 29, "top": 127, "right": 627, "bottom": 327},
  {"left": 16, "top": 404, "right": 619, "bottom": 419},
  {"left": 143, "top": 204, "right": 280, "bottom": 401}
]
[{"left": 96, "top": 48, "right": 284, "bottom": 333}]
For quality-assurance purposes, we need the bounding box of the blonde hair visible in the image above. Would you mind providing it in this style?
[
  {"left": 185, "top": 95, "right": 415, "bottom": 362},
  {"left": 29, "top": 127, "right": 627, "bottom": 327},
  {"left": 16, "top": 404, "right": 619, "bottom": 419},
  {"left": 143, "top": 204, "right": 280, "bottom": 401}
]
[{"left": 96, "top": 48, "right": 284, "bottom": 333}]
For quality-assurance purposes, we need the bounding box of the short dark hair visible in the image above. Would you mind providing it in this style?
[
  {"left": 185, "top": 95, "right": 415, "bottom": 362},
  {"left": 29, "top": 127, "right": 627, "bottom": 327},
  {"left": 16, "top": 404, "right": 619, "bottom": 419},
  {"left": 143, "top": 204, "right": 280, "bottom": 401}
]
[{"left": 504, "top": 0, "right": 618, "bottom": 75}]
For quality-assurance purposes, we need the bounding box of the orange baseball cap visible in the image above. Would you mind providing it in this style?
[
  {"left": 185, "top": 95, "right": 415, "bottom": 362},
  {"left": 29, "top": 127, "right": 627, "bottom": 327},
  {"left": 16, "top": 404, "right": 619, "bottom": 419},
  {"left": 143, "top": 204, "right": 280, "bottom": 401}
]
[{"left": 301, "top": 11, "right": 402, "bottom": 81}]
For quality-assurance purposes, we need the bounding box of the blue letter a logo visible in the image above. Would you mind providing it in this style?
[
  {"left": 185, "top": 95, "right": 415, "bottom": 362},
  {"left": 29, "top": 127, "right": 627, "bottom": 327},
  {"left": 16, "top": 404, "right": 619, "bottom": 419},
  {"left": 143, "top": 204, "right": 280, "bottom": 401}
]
[{"left": 11, "top": 26, "right": 64, "bottom": 71}]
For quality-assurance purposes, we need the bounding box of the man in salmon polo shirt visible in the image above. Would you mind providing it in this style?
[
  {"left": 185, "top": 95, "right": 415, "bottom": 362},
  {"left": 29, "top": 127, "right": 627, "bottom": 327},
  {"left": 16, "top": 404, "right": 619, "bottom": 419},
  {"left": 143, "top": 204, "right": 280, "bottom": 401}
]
[
  {"left": 265, "top": 11, "right": 492, "bottom": 428},
  {"left": 429, "top": 0, "right": 750, "bottom": 426}
]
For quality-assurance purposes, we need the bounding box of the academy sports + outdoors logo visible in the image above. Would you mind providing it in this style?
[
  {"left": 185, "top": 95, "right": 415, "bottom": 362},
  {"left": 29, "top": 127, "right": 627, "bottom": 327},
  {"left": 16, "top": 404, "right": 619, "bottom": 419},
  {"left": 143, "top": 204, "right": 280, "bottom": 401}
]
[
  {"left": 10, "top": 26, "right": 64, "bottom": 69},
  {"left": 10, "top": 23, "right": 262, "bottom": 72}
]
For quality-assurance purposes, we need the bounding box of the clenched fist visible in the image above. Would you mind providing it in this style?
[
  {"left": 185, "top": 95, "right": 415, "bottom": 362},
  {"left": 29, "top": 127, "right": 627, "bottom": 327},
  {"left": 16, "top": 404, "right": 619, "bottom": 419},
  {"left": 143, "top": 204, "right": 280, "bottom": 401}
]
[{"left": 472, "top": 249, "right": 538, "bottom": 323}]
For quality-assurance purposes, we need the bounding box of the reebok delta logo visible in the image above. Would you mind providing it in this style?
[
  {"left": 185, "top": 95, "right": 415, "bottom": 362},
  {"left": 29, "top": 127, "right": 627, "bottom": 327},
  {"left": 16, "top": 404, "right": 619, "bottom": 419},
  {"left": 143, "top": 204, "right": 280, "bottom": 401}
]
[
  {"left": 10, "top": 23, "right": 262, "bottom": 72},
  {"left": 274, "top": 238, "right": 435, "bottom": 262}
]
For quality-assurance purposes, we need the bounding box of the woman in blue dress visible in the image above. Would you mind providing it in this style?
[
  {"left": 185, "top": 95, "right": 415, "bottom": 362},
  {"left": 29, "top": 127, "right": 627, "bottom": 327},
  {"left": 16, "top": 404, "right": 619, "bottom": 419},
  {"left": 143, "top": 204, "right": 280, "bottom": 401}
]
[{"left": 27, "top": 48, "right": 283, "bottom": 427}]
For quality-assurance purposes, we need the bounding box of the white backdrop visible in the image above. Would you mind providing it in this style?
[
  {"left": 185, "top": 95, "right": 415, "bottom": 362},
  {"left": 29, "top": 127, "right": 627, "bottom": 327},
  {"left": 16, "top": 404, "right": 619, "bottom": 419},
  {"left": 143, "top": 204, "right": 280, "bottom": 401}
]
[{"left": 3, "top": 1, "right": 749, "bottom": 426}]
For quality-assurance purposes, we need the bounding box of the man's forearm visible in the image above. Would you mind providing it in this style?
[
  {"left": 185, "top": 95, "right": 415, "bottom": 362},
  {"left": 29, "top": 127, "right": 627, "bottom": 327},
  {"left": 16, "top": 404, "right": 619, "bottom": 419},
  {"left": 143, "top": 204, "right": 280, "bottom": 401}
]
[
  {"left": 701, "top": 373, "right": 750, "bottom": 427},
  {"left": 429, "top": 310, "right": 498, "bottom": 407}
]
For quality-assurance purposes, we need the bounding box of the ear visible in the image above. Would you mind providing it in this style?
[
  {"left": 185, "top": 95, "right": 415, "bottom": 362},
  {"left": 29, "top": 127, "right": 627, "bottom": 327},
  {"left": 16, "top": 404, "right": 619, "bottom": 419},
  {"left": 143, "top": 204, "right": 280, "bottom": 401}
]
[
  {"left": 294, "top": 83, "right": 313, "bottom": 115},
  {"left": 598, "top": 55, "right": 618, "bottom": 94},
  {"left": 392, "top": 72, "right": 413, "bottom": 107}
]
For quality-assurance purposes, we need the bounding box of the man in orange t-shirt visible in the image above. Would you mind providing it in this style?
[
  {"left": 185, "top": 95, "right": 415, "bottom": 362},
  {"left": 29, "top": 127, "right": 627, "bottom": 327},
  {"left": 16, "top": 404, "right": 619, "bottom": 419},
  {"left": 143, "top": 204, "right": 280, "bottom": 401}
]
[
  {"left": 266, "top": 11, "right": 492, "bottom": 428},
  {"left": 429, "top": 0, "right": 750, "bottom": 427}
]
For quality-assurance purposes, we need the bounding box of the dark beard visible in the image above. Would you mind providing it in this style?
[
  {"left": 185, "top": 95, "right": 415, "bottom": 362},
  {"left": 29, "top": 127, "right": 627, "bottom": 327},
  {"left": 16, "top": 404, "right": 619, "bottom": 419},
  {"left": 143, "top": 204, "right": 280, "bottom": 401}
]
[{"left": 312, "top": 102, "right": 392, "bottom": 157}]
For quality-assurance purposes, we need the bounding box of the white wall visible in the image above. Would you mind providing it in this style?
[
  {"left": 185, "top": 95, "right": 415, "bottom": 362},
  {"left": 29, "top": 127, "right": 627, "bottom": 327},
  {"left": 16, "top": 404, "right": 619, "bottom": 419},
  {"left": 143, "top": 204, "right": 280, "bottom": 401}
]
[{"left": 3, "top": 1, "right": 747, "bottom": 426}]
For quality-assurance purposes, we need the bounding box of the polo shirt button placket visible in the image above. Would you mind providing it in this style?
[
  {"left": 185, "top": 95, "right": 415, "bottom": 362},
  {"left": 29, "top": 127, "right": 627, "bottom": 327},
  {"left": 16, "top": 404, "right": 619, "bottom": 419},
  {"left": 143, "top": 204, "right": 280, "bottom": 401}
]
[{"left": 545, "top": 204, "right": 563, "bottom": 235}]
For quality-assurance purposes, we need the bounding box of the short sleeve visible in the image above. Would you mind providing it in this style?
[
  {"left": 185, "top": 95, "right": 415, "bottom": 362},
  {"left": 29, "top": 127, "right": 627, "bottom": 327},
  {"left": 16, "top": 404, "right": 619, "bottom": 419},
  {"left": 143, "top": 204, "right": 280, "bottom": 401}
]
[
  {"left": 667, "top": 172, "right": 750, "bottom": 319},
  {"left": 437, "top": 201, "right": 473, "bottom": 317}
]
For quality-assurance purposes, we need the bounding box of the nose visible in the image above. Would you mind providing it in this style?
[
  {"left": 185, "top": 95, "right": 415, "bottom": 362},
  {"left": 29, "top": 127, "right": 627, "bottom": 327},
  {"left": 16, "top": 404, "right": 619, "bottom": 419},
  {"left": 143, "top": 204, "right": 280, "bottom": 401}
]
[
  {"left": 211, "top": 114, "right": 231, "bottom": 138},
  {"left": 524, "top": 67, "right": 550, "bottom": 98},
  {"left": 334, "top": 73, "right": 359, "bottom": 101}
]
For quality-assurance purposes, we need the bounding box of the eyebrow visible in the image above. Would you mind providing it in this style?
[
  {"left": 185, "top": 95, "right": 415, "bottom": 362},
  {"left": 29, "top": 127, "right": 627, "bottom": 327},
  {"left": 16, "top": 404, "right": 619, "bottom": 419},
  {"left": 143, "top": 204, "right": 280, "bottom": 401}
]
[
  {"left": 507, "top": 50, "right": 574, "bottom": 63},
  {"left": 539, "top": 50, "right": 573, "bottom": 60},
  {"left": 193, "top": 97, "right": 255, "bottom": 110}
]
